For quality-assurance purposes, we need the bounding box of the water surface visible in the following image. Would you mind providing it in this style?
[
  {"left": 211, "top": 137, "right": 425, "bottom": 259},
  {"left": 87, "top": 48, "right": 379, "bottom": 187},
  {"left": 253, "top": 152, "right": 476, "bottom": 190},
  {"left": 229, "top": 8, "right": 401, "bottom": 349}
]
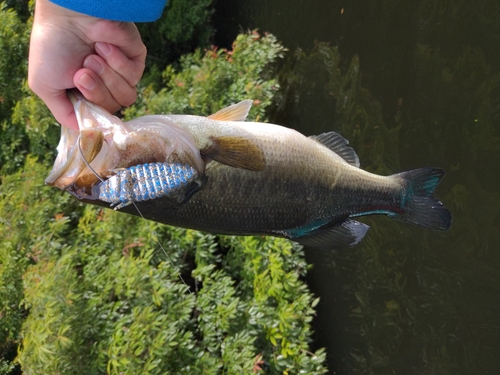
[{"left": 214, "top": 1, "right": 500, "bottom": 374}]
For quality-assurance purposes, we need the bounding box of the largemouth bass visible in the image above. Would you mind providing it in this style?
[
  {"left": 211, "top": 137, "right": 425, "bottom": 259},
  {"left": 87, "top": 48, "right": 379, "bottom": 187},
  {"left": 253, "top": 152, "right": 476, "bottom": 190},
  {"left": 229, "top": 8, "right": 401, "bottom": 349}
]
[{"left": 46, "top": 92, "right": 452, "bottom": 249}]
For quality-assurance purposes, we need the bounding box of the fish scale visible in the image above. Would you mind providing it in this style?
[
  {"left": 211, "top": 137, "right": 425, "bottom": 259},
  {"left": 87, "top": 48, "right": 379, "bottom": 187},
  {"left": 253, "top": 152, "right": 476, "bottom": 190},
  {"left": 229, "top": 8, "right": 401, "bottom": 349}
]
[{"left": 98, "top": 162, "right": 198, "bottom": 210}]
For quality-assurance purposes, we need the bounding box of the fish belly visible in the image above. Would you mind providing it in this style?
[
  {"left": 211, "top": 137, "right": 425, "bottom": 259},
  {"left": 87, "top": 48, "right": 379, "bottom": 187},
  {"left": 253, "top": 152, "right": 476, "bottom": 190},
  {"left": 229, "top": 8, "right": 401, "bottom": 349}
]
[{"left": 119, "top": 159, "right": 398, "bottom": 236}]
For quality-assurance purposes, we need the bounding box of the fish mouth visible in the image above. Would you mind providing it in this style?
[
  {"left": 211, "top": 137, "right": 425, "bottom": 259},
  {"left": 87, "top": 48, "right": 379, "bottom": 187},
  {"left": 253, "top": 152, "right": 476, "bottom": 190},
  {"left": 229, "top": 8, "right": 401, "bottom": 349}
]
[
  {"left": 45, "top": 91, "right": 118, "bottom": 190},
  {"left": 46, "top": 91, "right": 205, "bottom": 194}
]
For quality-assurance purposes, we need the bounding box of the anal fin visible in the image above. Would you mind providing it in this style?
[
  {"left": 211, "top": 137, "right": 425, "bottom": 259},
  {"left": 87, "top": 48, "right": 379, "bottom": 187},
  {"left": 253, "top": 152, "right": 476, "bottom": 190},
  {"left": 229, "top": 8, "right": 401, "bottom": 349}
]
[{"left": 293, "top": 220, "right": 370, "bottom": 250}]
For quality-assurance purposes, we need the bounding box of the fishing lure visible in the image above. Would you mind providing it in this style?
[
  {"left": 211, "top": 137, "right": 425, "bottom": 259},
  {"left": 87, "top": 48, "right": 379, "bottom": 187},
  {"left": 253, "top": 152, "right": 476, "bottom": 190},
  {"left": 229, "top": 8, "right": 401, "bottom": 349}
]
[{"left": 98, "top": 162, "right": 199, "bottom": 210}]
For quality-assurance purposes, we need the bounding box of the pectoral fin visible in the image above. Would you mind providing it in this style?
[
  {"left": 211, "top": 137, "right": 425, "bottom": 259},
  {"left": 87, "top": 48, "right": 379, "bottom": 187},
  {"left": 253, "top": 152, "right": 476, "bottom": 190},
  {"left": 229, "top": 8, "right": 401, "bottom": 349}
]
[
  {"left": 207, "top": 100, "right": 253, "bottom": 121},
  {"left": 292, "top": 220, "right": 370, "bottom": 250},
  {"left": 202, "top": 136, "right": 265, "bottom": 171}
]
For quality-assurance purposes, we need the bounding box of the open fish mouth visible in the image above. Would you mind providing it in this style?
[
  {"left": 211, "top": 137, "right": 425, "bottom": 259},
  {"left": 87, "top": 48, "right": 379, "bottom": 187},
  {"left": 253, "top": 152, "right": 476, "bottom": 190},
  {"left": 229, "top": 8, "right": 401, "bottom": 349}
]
[
  {"left": 45, "top": 91, "right": 205, "bottom": 197},
  {"left": 45, "top": 91, "right": 121, "bottom": 190}
]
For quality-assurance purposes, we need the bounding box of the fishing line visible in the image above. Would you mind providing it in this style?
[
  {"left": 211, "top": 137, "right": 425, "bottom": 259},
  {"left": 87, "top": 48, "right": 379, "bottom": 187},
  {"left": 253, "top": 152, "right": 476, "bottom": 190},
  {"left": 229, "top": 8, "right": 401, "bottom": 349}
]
[
  {"left": 76, "top": 135, "right": 224, "bottom": 349},
  {"left": 131, "top": 202, "right": 224, "bottom": 350},
  {"left": 76, "top": 134, "right": 191, "bottom": 290},
  {"left": 76, "top": 136, "right": 215, "bottom": 327},
  {"left": 130, "top": 201, "right": 193, "bottom": 293}
]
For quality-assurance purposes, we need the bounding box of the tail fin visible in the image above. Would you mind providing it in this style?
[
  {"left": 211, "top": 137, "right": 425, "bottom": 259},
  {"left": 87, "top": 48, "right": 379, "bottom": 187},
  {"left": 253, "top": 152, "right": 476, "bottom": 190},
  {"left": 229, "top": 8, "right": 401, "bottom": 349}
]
[{"left": 393, "top": 168, "right": 452, "bottom": 230}]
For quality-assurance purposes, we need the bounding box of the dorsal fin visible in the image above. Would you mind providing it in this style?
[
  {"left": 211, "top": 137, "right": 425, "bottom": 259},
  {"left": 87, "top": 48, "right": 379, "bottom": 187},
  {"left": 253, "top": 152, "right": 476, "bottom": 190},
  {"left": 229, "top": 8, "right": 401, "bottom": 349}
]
[
  {"left": 201, "top": 136, "right": 265, "bottom": 171},
  {"left": 207, "top": 100, "right": 253, "bottom": 121},
  {"left": 310, "top": 132, "right": 360, "bottom": 167}
]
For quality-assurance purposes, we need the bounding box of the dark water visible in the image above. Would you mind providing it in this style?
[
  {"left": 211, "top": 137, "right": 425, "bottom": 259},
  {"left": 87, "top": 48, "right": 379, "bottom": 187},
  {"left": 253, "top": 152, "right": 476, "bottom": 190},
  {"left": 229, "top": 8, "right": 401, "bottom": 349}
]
[{"left": 214, "top": 1, "right": 500, "bottom": 374}]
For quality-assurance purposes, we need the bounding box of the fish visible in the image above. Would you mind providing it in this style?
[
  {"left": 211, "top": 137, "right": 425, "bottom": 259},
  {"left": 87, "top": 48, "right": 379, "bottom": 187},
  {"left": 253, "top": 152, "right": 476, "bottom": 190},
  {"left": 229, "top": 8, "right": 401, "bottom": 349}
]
[{"left": 46, "top": 91, "right": 452, "bottom": 250}]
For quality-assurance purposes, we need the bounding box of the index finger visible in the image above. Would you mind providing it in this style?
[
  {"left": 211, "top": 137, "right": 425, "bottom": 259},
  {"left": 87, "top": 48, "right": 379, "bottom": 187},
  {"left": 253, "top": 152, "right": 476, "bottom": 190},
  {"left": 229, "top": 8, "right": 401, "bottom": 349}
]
[{"left": 41, "top": 90, "right": 79, "bottom": 130}]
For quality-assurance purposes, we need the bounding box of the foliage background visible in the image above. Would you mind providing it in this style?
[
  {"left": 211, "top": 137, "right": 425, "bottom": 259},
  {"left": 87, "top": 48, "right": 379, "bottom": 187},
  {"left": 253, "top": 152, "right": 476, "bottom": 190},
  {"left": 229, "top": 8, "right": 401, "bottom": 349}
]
[{"left": 0, "top": 2, "right": 327, "bottom": 374}]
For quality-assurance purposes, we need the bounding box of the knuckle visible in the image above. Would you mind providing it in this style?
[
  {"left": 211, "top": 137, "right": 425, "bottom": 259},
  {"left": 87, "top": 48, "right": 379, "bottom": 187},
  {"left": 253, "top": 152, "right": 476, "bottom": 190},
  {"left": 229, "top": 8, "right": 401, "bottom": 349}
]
[{"left": 117, "top": 89, "right": 137, "bottom": 107}]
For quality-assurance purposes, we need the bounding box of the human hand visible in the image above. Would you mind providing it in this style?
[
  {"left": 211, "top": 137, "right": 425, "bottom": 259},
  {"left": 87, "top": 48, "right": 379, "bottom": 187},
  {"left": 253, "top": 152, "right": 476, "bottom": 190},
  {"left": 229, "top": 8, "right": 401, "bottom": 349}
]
[{"left": 28, "top": 0, "right": 147, "bottom": 130}]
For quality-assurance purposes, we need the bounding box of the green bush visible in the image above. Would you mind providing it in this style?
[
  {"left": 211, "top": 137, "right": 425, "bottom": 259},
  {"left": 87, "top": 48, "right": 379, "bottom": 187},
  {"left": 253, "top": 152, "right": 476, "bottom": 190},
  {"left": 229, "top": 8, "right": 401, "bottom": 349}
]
[
  {"left": 0, "top": 157, "right": 82, "bottom": 374},
  {"left": 18, "top": 218, "right": 326, "bottom": 374},
  {"left": 125, "top": 31, "right": 286, "bottom": 122},
  {"left": 138, "top": 0, "right": 214, "bottom": 88},
  {"left": 0, "top": 3, "right": 327, "bottom": 371},
  {"left": 0, "top": 3, "right": 28, "bottom": 122},
  {"left": 0, "top": 2, "right": 31, "bottom": 174}
]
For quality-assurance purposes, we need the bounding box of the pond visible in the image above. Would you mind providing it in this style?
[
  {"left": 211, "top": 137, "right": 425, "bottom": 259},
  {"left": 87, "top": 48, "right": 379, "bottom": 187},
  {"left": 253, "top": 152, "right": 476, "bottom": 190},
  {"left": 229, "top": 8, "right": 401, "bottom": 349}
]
[{"left": 214, "top": 1, "right": 500, "bottom": 374}]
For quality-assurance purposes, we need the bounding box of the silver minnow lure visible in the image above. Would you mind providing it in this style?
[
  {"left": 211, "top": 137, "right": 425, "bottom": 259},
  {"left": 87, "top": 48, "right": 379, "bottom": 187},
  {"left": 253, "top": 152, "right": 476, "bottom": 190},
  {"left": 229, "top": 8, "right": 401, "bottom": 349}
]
[{"left": 98, "top": 162, "right": 199, "bottom": 210}]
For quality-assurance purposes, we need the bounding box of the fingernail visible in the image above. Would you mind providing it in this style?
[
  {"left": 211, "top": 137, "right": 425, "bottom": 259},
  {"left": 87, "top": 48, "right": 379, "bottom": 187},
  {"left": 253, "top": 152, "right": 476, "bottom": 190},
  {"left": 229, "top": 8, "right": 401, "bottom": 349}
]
[
  {"left": 95, "top": 42, "right": 111, "bottom": 57},
  {"left": 83, "top": 56, "right": 103, "bottom": 75},
  {"left": 78, "top": 73, "right": 96, "bottom": 91}
]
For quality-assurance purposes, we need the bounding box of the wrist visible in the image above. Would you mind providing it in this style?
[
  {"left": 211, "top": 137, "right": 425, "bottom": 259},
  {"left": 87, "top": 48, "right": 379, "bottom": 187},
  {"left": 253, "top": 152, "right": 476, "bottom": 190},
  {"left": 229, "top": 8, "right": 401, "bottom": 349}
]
[{"left": 34, "top": 0, "right": 102, "bottom": 29}]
